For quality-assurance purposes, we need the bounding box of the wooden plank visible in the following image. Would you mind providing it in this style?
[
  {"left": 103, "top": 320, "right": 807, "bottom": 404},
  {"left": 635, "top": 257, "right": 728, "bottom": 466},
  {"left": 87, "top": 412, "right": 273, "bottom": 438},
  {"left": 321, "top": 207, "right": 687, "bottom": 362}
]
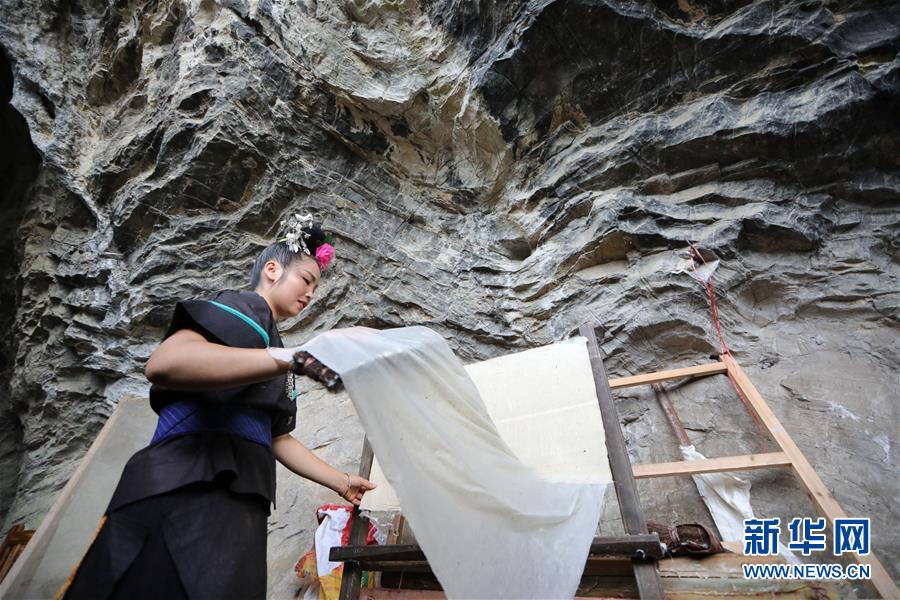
[
  {"left": 333, "top": 545, "right": 425, "bottom": 563},
  {"left": 366, "top": 583, "right": 833, "bottom": 600},
  {"left": 589, "top": 536, "right": 661, "bottom": 560},
  {"left": 363, "top": 587, "right": 446, "bottom": 598},
  {"left": 386, "top": 514, "right": 405, "bottom": 545},
  {"left": 0, "top": 550, "right": 16, "bottom": 583},
  {"left": 368, "top": 549, "right": 840, "bottom": 598},
  {"left": 579, "top": 325, "right": 664, "bottom": 600},
  {"left": 0, "top": 526, "right": 29, "bottom": 583},
  {"left": 362, "top": 561, "right": 432, "bottom": 573},
  {"left": 331, "top": 535, "right": 663, "bottom": 565},
  {"left": 339, "top": 437, "right": 376, "bottom": 600},
  {"left": 379, "top": 558, "right": 639, "bottom": 582},
  {"left": 0, "top": 398, "right": 133, "bottom": 599},
  {"left": 632, "top": 452, "right": 792, "bottom": 479},
  {"left": 723, "top": 355, "right": 899, "bottom": 600},
  {"left": 660, "top": 578, "right": 838, "bottom": 598},
  {"left": 608, "top": 362, "right": 726, "bottom": 390}
]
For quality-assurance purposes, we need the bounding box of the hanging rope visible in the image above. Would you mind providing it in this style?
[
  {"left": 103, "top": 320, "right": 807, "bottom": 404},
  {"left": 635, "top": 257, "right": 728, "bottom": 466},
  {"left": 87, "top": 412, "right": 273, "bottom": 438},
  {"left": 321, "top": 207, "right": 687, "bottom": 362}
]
[{"left": 687, "top": 244, "right": 768, "bottom": 453}]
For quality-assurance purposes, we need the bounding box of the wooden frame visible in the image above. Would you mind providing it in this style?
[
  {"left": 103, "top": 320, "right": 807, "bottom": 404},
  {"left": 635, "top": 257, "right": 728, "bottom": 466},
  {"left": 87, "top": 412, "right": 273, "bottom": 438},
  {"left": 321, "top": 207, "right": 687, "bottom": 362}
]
[
  {"left": 625, "top": 354, "right": 899, "bottom": 599},
  {"left": 336, "top": 329, "right": 666, "bottom": 600},
  {"left": 333, "top": 535, "right": 663, "bottom": 567},
  {"left": 579, "top": 325, "right": 664, "bottom": 599},
  {"left": 333, "top": 345, "right": 899, "bottom": 599}
]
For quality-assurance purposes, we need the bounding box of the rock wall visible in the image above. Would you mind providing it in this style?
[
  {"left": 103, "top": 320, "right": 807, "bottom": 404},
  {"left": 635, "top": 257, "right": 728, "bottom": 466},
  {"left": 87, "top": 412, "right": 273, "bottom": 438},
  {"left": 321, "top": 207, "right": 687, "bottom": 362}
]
[{"left": 1, "top": 0, "right": 897, "bottom": 594}]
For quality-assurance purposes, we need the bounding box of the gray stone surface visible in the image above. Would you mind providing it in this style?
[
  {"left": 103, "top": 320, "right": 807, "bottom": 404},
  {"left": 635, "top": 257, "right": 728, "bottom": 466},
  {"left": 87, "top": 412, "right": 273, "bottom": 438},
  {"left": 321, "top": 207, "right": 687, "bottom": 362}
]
[{"left": 0, "top": 0, "right": 897, "bottom": 596}]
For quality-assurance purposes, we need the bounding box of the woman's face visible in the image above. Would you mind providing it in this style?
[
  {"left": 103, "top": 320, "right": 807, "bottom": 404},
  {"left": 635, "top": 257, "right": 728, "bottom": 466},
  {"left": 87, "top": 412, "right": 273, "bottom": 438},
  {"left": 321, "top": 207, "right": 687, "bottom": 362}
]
[{"left": 264, "top": 255, "right": 321, "bottom": 319}]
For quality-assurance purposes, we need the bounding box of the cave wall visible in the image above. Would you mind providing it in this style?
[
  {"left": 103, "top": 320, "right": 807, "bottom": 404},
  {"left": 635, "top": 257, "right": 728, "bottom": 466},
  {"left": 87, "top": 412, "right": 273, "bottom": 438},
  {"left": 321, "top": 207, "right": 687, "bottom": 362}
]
[
  {"left": 0, "top": 44, "right": 42, "bottom": 536},
  {"left": 0, "top": 0, "right": 897, "bottom": 594}
]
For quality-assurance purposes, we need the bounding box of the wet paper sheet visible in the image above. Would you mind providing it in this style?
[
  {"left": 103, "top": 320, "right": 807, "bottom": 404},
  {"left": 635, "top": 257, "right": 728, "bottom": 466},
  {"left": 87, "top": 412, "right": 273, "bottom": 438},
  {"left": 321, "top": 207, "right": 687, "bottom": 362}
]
[{"left": 300, "top": 327, "right": 610, "bottom": 599}]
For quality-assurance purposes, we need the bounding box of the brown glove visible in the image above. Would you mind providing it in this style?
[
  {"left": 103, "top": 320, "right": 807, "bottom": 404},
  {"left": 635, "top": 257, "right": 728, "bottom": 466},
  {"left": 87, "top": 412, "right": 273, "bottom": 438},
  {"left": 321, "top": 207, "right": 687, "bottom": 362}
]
[{"left": 291, "top": 351, "right": 343, "bottom": 391}]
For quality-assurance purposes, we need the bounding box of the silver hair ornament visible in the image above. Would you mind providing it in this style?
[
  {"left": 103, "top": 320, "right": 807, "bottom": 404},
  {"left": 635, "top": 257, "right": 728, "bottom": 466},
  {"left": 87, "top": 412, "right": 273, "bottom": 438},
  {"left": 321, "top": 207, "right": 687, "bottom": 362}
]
[{"left": 279, "top": 212, "right": 315, "bottom": 254}]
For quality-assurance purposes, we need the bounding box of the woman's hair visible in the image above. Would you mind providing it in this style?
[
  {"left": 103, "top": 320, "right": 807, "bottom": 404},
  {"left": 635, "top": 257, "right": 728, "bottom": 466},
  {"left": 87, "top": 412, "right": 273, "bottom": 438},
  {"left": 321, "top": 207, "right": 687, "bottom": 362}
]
[{"left": 250, "top": 223, "right": 328, "bottom": 289}]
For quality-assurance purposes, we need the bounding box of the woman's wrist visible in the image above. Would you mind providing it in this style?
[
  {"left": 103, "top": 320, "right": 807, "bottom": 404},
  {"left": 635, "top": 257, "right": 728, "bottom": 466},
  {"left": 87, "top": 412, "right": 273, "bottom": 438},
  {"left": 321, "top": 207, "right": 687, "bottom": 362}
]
[
  {"left": 334, "top": 471, "right": 351, "bottom": 496},
  {"left": 264, "top": 347, "right": 294, "bottom": 374}
]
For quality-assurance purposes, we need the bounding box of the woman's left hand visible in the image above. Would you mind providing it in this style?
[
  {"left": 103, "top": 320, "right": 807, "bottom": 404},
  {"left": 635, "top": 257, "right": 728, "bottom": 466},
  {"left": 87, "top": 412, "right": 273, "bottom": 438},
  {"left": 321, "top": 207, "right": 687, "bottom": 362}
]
[{"left": 338, "top": 473, "right": 377, "bottom": 507}]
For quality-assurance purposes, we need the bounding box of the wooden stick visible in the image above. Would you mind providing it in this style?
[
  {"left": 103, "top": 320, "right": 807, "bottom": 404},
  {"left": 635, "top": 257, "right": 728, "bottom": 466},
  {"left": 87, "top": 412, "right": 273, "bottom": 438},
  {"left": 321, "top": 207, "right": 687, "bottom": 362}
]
[
  {"left": 651, "top": 383, "right": 692, "bottom": 446},
  {"left": 609, "top": 362, "right": 726, "bottom": 390},
  {"left": 632, "top": 452, "right": 792, "bottom": 479},
  {"left": 723, "top": 355, "right": 899, "bottom": 599},
  {"left": 331, "top": 535, "right": 664, "bottom": 565},
  {"left": 579, "top": 326, "right": 664, "bottom": 600},
  {"left": 339, "top": 437, "right": 375, "bottom": 600}
]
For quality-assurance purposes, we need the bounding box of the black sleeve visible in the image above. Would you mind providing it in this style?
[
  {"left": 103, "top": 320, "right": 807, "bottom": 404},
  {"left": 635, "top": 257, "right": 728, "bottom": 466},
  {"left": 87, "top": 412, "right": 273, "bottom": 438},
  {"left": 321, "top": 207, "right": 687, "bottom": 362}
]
[
  {"left": 150, "top": 290, "right": 281, "bottom": 413},
  {"left": 163, "top": 294, "right": 271, "bottom": 349},
  {"left": 271, "top": 407, "right": 297, "bottom": 438}
]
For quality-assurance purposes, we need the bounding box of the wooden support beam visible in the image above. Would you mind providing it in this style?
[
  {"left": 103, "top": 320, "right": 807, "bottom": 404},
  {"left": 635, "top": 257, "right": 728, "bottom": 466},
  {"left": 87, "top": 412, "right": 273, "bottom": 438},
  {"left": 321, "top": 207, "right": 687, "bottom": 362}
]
[
  {"left": 0, "top": 397, "right": 136, "bottom": 599},
  {"left": 608, "top": 362, "right": 726, "bottom": 390},
  {"left": 332, "top": 545, "right": 426, "bottom": 563},
  {"left": 651, "top": 383, "right": 692, "bottom": 446},
  {"left": 580, "top": 325, "right": 664, "bottom": 600},
  {"left": 632, "top": 452, "right": 792, "bottom": 479},
  {"left": 722, "top": 355, "right": 899, "bottom": 599},
  {"left": 331, "top": 535, "right": 663, "bottom": 566},
  {"left": 339, "top": 438, "right": 375, "bottom": 600}
]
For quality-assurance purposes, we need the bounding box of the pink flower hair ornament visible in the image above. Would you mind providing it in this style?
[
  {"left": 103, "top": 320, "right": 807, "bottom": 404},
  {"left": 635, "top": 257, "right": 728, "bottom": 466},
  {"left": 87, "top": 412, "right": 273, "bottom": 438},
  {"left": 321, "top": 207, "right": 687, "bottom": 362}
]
[{"left": 315, "top": 243, "right": 335, "bottom": 271}]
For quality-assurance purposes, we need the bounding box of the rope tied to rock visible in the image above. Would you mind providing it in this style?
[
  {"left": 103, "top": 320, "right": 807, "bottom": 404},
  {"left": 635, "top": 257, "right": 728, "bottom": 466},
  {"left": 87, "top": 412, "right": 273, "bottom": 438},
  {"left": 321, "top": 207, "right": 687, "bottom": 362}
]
[{"left": 687, "top": 244, "right": 768, "bottom": 453}]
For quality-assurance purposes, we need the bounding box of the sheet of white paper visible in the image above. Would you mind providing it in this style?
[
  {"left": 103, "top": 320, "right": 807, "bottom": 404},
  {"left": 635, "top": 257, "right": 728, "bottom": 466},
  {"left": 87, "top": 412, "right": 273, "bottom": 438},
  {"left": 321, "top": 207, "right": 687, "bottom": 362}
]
[
  {"left": 300, "top": 327, "right": 608, "bottom": 599},
  {"left": 361, "top": 337, "right": 612, "bottom": 511}
]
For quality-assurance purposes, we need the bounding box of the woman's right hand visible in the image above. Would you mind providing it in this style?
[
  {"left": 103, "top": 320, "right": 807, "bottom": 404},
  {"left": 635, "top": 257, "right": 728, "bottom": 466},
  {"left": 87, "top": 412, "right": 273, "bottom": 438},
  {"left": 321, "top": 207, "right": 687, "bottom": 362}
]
[{"left": 338, "top": 473, "right": 377, "bottom": 507}]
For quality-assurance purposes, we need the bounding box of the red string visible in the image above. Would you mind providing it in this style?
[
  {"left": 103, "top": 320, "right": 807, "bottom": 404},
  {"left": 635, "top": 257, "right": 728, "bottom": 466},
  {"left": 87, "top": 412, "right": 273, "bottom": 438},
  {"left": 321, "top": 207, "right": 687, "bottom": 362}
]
[{"left": 688, "top": 245, "right": 768, "bottom": 453}]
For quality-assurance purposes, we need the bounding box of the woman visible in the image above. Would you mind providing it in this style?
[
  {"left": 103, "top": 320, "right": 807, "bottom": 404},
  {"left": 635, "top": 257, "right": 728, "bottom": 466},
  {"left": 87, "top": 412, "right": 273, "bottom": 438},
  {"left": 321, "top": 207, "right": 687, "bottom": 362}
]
[{"left": 61, "top": 216, "right": 375, "bottom": 600}]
